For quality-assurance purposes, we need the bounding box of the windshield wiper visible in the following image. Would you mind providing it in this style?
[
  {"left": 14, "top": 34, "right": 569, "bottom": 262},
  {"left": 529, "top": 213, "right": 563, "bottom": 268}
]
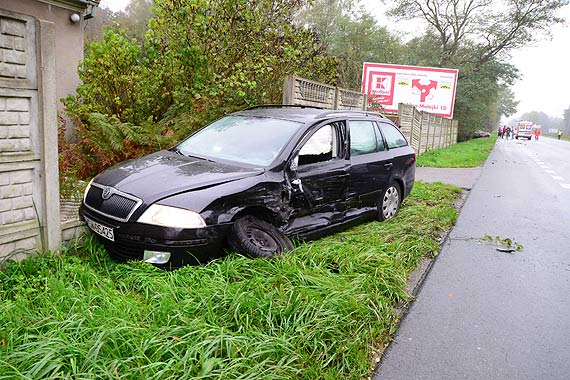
[{"left": 171, "top": 147, "right": 186, "bottom": 156}]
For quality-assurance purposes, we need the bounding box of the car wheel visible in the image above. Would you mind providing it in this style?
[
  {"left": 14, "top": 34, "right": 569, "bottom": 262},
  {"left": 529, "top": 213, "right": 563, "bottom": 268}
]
[
  {"left": 228, "top": 215, "right": 294, "bottom": 258},
  {"left": 378, "top": 182, "right": 401, "bottom": 221}
]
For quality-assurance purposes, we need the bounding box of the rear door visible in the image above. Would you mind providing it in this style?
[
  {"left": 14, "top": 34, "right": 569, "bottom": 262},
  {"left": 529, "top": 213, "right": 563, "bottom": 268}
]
[
  {"left": 378, "top": 121, "right": 416, "bottom": 197},
  {"left": 347, "top": 119, "right": 393, "bottom": 208}
]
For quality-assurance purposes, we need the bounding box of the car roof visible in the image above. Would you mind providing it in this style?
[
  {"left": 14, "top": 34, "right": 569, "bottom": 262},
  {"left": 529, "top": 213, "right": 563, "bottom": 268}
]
[{"left": 231, "top": 105, "right": 390, "bottom": 124}]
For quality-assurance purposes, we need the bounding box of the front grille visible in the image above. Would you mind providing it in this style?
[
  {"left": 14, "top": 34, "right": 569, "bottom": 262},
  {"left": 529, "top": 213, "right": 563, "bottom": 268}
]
[
  {"left": 84, "top": 183, "right": 142, "bottom": 222},
  {"left": 103, "top": 240, "right": 144, "bottom": 262}
]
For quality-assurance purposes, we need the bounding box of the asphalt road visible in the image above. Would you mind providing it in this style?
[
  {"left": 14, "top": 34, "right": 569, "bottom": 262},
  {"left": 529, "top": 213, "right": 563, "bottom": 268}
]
[{"left": 374, "top": 136, "right": 570, "bottom": 380}]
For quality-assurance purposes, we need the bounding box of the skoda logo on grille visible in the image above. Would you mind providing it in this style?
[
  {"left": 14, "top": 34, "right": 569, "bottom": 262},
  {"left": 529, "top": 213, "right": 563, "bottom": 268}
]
[{"left": 101, "top": 187, "right": 114, "bottom": 200}]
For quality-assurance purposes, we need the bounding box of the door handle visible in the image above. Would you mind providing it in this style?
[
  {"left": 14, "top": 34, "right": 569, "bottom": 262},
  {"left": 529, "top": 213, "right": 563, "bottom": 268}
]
[{"left": 384, "top": 163, "right": 393, "bottom": 170}]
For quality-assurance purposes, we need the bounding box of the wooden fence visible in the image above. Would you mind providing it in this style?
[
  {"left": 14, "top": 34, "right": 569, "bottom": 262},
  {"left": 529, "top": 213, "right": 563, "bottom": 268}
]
[
  {"left": 282, "top": 75, "right": 458, "bottom": 155},
  {"left": 282, "top": 75, "right": 366, "bottom": 110},
  {"left": 397, "top": 104, "right": 458, "bottom": 154}
]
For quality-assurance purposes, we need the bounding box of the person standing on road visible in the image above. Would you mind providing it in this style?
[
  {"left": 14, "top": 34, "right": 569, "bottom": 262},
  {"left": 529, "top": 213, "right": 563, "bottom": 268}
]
[
  {"left": 506, "top": 126, "right": 511, "bottom": 139},
  {"left": 558, "top": 129, "right": 563, "bottom": 140},
  {"left": 498, "top": 126, "right": 503, "bottom": 138},
  {"left": 534, "top": 128, "right": 540, "bottom": 140},
  {"left": 502, "top": 126, "right": 507, "bottom": 139}
]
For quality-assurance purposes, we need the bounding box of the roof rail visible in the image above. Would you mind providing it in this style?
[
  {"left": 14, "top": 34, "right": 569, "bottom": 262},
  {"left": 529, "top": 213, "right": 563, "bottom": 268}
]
[
  {"left": 242, "top": 104, "right": 324, "bottom": 111},
  {"left": 314, "top": 110, "right": 388, "bottom": 119}
]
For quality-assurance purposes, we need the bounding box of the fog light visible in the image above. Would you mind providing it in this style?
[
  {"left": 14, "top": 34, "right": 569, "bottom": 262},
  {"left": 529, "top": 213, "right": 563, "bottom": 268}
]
[{"left": 143, "top": 250, "right": 171, "bottom": 264}]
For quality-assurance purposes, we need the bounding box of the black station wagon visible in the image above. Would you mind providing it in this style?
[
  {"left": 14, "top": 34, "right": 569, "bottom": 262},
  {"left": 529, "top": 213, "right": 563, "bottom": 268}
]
[{"left": 80, "top": 105, "right": 416, "bottom": 269}]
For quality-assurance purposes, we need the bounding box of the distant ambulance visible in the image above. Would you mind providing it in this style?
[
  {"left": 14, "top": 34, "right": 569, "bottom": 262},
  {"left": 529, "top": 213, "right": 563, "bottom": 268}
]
[{"left": 516, "top": 121, "right": 534, "bottom": 140}]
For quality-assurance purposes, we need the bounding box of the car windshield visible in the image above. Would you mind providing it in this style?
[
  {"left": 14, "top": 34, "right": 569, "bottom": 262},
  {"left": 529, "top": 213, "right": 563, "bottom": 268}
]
[{"left": 176, "top": 115, "right": 303, "bottom": 166}]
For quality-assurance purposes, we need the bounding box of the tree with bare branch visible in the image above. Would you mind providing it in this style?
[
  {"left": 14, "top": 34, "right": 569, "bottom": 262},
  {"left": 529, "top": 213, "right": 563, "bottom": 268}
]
[{"left": 386, "top": 0, "right": 568, "bottom": 67}]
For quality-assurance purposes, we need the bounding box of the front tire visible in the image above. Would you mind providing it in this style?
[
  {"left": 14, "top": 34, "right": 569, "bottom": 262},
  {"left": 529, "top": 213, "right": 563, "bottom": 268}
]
[
  {"left": 228, "top": 215, "right": 293, "bottom": 258},
  {"left": 378, "top": 182, "right": 401, "bottom": 221}
]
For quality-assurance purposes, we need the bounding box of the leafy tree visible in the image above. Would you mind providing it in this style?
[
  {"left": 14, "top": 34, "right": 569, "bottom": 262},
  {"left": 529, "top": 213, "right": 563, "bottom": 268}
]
[
  {"left": 84, "top": 6, "right": 115, "bottom": 41},
  {"left": 399, "top": 32, "right": 518, "bottom": 140},
  {"left": 495, "top": 86, "right": 518, "bottom": 121},
  {"left": 385, "top": 0, "right": 569, "bottom": 68},
  {"left": 384, "top": 0, "right": 568, "bottom": 140},
  {"left": 515, "top": 111, "right": 563, "bottom": 131},
  {"left": 61, "top": 0, "right": 337, "bottom": 179},
  {"left": 300, "top": 0, "right": 402, "bottom": 89},
  {"left": 115, "top": 0, "right": 154, "bottom": 42}
]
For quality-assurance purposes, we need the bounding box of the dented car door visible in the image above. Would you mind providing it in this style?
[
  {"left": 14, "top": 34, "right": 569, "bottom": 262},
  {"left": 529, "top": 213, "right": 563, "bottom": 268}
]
[{"left": 285, "top": 122, "right": 350, "bottom": 233}]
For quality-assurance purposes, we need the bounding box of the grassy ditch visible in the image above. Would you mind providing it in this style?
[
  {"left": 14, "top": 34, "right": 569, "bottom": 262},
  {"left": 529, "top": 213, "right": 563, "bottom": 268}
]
[
  {"left": 0, "top": 182, "right": 461, "bottom": 379},
  {"left": 417, "top": 135, "right": 497, "bottom": 168}
]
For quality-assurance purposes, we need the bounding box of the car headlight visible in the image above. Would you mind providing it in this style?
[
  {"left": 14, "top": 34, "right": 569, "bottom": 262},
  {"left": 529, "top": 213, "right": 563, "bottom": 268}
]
[{"left": 137, "top": 204, "right": 206, "bottom": 228}]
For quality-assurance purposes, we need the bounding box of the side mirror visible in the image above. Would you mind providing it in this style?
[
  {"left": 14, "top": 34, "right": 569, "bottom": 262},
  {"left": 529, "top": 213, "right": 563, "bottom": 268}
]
[{"left": 290, "top": 155, "right": 299, "bottom": 171}]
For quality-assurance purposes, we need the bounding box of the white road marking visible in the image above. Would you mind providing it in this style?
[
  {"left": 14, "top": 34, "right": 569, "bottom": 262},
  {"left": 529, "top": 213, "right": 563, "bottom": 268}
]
[
  {"left": 561, "top": 184, "right": 570, "bottom": 189},
  {"left": 552, "top": 176, "right": 564, "bottom": 180},
  {"left": 545, "top": 170, "right": 556, "bottom": 174}
]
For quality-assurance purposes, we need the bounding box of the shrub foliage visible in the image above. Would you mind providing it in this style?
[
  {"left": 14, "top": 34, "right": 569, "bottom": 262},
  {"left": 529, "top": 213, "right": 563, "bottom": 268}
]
[{"left": 61, "top": 0, "right": 336, "bottom": 179}]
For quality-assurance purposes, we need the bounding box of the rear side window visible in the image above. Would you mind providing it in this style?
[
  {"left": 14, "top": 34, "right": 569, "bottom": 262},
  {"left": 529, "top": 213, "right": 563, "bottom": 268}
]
[
  {"left": 379, "top": 123, "right": 408, "bottom": 149},
  {"left": 349, "top": 121, "right": 377, "bottom": 156}
]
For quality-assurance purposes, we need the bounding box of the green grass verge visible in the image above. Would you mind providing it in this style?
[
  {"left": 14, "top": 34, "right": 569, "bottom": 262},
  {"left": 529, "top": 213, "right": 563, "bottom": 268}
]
[
  {"left": 416, "top": 135, "right": 497, "bottom": 168},
  {"left": 0, "top": 182, "right": 461, "bottom": 380}
]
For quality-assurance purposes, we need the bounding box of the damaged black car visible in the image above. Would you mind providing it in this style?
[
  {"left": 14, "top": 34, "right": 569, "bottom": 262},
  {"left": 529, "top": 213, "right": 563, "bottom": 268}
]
[{"left": 80, "top": 105, "right": 416, "bottom": 269}]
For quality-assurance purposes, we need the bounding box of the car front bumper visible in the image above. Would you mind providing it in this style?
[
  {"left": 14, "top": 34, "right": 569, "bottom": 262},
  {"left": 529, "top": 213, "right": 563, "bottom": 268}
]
[{"left": 80, "top": 205, "right": 231, "bottom": 269}]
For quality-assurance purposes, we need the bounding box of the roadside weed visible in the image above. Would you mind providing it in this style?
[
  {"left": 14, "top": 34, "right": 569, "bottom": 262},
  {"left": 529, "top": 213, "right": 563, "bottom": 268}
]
[
  {"left": 0, "top": 182, "right": 460, "bottom": 379},
  {"left": 417, "top": 136, "right": 497, "bottom": 168}
]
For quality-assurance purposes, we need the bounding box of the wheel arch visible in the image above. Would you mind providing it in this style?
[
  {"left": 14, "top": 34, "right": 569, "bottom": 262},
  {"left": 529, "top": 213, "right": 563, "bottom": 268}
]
[
  {"left": 231, "top": 206, "right": 284, "bottom": 226},
  {"left": 392, "top": 177, "right": 405, "bottom": 197}
]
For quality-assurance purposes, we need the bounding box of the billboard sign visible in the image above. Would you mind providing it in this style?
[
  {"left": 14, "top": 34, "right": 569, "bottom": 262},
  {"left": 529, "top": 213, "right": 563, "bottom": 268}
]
[{"left": 362, "top": 63, "right": 459, "bottom": 118}]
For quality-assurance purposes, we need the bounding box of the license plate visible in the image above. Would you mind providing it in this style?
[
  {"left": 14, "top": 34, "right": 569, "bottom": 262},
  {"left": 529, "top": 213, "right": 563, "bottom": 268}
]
[{"left": 85, "top": 217, "right": 115, "bottom": 242}]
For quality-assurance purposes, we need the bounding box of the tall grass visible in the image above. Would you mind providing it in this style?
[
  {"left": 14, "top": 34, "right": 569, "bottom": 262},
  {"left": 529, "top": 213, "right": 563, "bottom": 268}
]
[
  {"left": 417, "top": 136, "right": 497, "bottom": 168},
  {"left": 0, "top": 182, "right": 460, "bottom": 379}
]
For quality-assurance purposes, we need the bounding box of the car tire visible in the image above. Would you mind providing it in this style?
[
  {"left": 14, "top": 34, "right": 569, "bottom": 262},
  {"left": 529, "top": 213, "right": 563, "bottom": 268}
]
[
  {"left": 228, "top": 215, "right": 294, "bottom": 258},
  {"left": 378, "top": 182, "right": 401, "bottom": 221}
]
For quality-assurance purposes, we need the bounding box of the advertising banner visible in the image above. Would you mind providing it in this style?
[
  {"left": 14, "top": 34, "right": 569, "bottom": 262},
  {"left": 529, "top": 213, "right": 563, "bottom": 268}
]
[{"left": 362, "top": 63, "right": 459, "bottom": 118}]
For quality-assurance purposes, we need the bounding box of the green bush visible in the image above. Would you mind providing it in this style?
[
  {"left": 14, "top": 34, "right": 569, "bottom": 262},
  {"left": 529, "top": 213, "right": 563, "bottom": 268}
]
[{"left": 61, "top": 1, "right": 337, "bottom": 180}]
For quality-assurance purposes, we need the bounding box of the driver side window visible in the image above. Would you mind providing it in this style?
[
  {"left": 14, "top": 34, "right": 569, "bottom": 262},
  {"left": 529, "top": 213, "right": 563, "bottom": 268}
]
[{"left": 298, "top": 124, "right": 338, "bottom": 166}]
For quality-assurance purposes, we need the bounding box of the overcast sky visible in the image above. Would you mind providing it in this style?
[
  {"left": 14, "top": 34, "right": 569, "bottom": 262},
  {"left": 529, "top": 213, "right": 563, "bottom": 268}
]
[{"left": 99, "top": 0, "right": 570, "bottom": 119}]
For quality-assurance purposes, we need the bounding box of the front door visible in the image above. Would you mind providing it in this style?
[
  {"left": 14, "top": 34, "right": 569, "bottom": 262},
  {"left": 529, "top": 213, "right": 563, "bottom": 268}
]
[{"left": 285, "top": 122, "right": 350, "bottom": 234}]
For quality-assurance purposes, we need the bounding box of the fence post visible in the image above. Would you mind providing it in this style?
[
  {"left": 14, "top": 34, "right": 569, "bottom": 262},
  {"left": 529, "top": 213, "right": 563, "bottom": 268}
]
[
  {"left": 452, "top": 120, "right": 458, "bottom": 143},
  {"left": 282, "top": 75, "right": 295, "bottom": 105},
  {"left": 333, "top": 88, "right": 339, "bottom": 109},
  {"left": 414, "top": 107, "right": 424, "bottom": 154},
  {"left": 37, "top": 20, "right": 61, "bottom": 252}
]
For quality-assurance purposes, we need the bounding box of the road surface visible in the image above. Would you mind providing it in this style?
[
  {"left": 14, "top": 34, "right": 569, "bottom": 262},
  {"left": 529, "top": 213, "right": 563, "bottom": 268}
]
[{"left": 374, "top": 136, "right": 570, "bottom": 380}]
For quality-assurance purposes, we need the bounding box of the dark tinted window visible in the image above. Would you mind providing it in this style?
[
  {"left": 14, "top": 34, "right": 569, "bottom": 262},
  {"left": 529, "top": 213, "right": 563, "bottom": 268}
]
[
  {"left": 380, "top": 123, "right": 408, "bottom": 149},
  {"left": 374, "top": 123, "right": 386, "bottom": 151},
  {"left": 349, "top": 121, "right": 377, "bottom": 156}
]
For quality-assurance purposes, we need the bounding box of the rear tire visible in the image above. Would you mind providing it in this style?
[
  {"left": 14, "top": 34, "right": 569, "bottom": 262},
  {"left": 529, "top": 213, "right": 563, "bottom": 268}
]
[
  {"left": 228, "top": 215, "right": 293, "bottom": 258},
  {"left": 377, "top": 182, "right": 401, "bottom": 221}
]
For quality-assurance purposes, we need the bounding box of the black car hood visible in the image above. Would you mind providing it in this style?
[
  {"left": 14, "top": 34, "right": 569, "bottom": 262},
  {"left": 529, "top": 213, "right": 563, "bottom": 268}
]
[{"left": 93, "top": 150, "right": 264, "bottom": 202}]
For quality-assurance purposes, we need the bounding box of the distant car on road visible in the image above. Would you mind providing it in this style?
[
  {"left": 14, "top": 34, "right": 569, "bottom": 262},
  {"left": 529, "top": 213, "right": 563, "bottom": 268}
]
[
  {"left": 80, "top": 105, "right": 417, "bottom": 269},
  {"left": 473, "top": 130, "right": 491, "bottom": 138}
]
